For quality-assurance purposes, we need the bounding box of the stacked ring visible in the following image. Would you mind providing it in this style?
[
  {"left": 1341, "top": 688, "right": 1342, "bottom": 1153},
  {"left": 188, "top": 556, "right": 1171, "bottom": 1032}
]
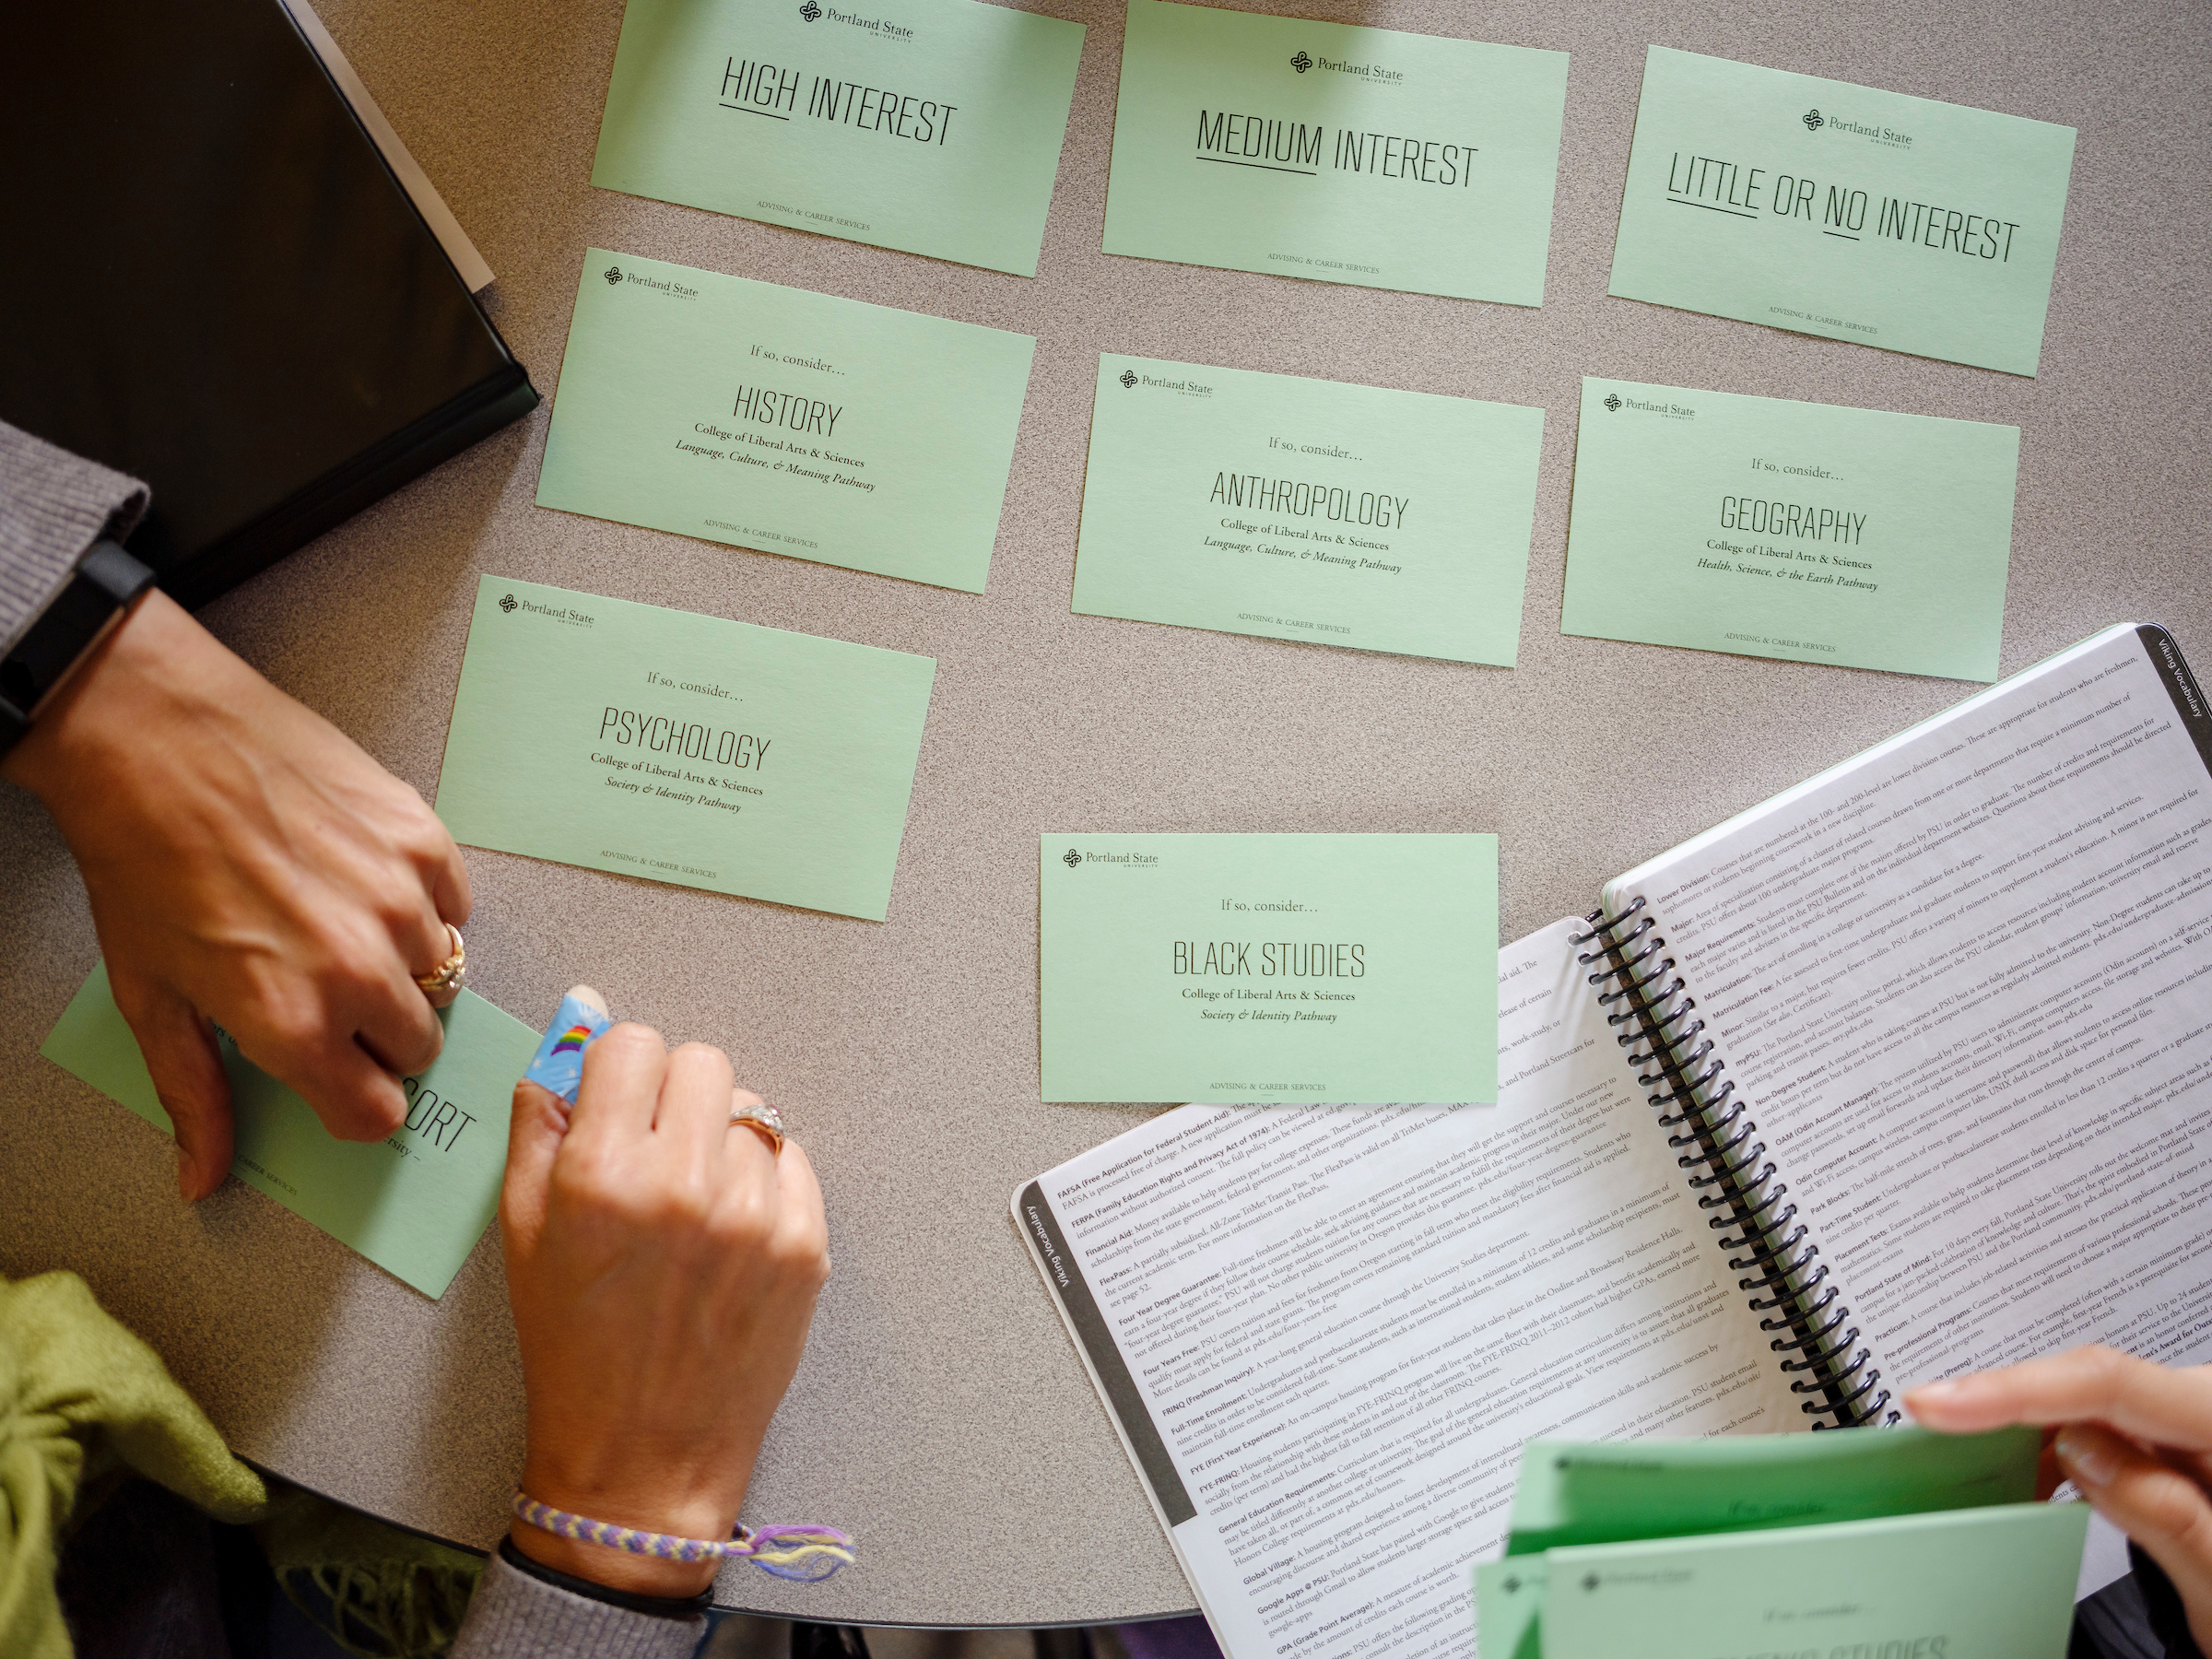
[
  {"left": 415, "top": 924, "right": 466, "bottom": 1002},
  {"left": 729, "top": 1100, "right": 785, "bottom": 1157}
]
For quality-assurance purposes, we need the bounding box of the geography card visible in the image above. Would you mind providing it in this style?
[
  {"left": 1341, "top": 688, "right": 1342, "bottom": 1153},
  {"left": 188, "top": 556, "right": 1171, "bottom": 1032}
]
[
  {"left": 1039, "top": 833, "right": 1497, "bottom": 1104},
  {"left": 435, "top": 577, "right": 935, "bottom": 920},
  {"left": 1101, "top": 0, "right": 1568, "bottom": 304},
  {"left": 42, "top": 965, "right": 537, "bottom": 1299},
  {"left": 1073, "top": 356, "right": 1544, "bottom": 665},
  {"left": 591, "top": 0, "right": 1085, "bottom": 276},
  {"left": 538, "top": 250, "right": 1035, "bottom": 593},
  {"left": 1608, "top": 47, "right": 2077, "bottom": 375},
  {"left": 1562, "top": 379, "right": 2018, "bottom": 681}
]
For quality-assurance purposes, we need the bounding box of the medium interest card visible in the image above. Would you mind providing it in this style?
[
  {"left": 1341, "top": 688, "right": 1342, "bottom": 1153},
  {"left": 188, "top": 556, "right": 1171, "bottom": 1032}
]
[
  {"left": 1039, "top": 833, "right": 1498, "bottom": 1104},
  {"left": 1562, "top": 379, "right": 2018, "bottom": 681},
  {"left": 1608, "top": 47, "right": 2077, "bottom": 375},
  {"left": 1102, "top": 0, "right": 1568, "bottom": 305},
  {"left": 538, "top": 250, "right": 1035, "bottom": 593},
  {"left": 1073, "top": 356, "right": 1544, "bottom": 665},
  {"left": 436, "top": 577, "right": 935, "bottom": 920}
]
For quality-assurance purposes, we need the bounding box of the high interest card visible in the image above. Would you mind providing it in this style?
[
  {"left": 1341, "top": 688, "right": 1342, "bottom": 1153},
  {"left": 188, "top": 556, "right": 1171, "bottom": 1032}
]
[
  {"left": 1608, "top": 47, "right": 2077, "bottom": 375},
  {"left": 591, "top": 0, "right": 1086, "bottom": 277},
  {"left": 436, "top": 577, "right": 935, "bottom": 920},
  {"left": 1039, "top": 833, "right": 1497, "bottom": 1104},
  {"left": 1073, "top": 355, "right": 1544, "bottom": 665},
  {"left": 538, "top": 250, "right": 1035, "bottom": 593},
  {"left": 1101, "top": 0, "right": 1568, "bottom": 305},
  {"left": 42, "top": 965, "right": 537, "bottom": 1299},
  {"left": 1562, "top": 379, "right": 2018, "bottom": 681}
]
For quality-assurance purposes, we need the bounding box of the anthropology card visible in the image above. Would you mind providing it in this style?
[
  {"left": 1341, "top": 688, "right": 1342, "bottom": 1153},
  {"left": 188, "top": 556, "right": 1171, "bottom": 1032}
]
[
  {"left": 1039, "top": 833, "right": 1497, "bottom": 1103},
  {"left": 1102, "top": 0, "right": 1568, "bottom": 304},
  {"left": 43, "top": 966, "right": 537, "bottom": 1298},
  {"left": 1609, "top": 47, "right": 2077, "bottom": 375},
  {"left": 591, "top": 0, "right": 1086, "bottom": 276},
  {"left": 436, "top": 577, "right": 935, "bottom": 920},
  {"left": 1073, "top": 355, "right": 1543, "bottom": 665},
  {"left": 1562, "top": 379, "right": 2018, "bottom": 681},
  {"left": 538, "top": 250, "right": 1035, "bottom": 593}
]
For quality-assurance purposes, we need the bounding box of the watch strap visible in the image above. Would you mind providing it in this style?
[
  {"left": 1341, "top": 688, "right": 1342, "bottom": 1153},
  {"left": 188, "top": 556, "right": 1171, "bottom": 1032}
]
[{"left": 0, "top": 539, "right": 157, "bottom": 756}]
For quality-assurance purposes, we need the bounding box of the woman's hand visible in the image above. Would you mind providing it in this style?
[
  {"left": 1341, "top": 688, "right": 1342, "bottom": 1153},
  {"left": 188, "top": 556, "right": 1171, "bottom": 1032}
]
[
  {"left": 500, "top": 1009, "right": 830, "bottom": 1598},
  {"left": 4, "top": 591, "right": 471, "bottom": 1198},
  {"left": 1906, "top": 1346, "right": 2212, "bottom": 1649}
]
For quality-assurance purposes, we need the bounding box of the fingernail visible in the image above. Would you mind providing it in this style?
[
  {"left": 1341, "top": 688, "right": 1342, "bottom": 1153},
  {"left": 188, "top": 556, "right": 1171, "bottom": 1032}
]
[
  {"left": 2056, "top": 1428, "right": 2116, "bottom": 1487},
  {"left": 524, "top": 987, "right": 613, "bottom": 1105}
]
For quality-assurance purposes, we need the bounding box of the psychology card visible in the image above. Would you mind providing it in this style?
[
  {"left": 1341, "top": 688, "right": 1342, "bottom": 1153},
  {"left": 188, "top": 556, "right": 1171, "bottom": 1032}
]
[
  {"left": 43, "top": 966, "right": 537, "bottom": 1299},
  {"left": 1039, "top": 833, "right": 1497, "bottom": 1104},
  {"left": 1073, "top": 355, "right": 1543, "bottom": 665},
  {"left": 1562, "top": 379, "right": 2018, "bottom": 681},
  {"left": 1101, "top": 0, "right": 1568, "bottom": 304},
  {"left": 436, "top": 577, "right": 935, "bottom": 920},
  {"left": 1608, "top": 47, "right": 2077, "bottom": 375},
  {"left": 591, "top": 0, "right": 1086, "bottom": 276},
  {"left": 538, "top": 250, "right": 1035, "bottom": 593}
]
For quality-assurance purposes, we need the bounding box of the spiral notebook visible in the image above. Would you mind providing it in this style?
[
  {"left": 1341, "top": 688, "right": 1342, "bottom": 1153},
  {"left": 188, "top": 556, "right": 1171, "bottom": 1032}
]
[{"left": 1015, "top": 622, "right": 2212, "bottom": 1659}]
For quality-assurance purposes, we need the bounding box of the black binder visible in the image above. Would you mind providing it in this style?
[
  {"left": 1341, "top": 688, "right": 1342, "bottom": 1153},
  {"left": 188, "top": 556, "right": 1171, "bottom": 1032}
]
[{"left": 0, "top": 0, "right": 538, "bottom": 608}]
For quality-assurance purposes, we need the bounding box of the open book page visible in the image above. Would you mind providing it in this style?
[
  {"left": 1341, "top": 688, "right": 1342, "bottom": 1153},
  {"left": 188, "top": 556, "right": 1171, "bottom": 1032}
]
[
  {"left": 1606, "top": 626, "right": 2212, "bottom": 1399},
  {"left": 1016, "top": 919, "right": 1800, "bottom": 1659}
]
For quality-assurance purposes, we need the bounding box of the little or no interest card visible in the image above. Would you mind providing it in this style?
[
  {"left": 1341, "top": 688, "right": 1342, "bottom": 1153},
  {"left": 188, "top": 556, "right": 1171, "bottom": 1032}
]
[
  {"left": 1102, "top": 0, "right": 1568, "bottom": 305},
  {"left": 538, "top": 250, "right": 1034, "bottom": 593},
  {"left": 42, "top": 966, "right": 537, "bottom": 1299},
  {"left": 1609, "top": 47, "right": 2077, "bottom": 376},
  {"left": 1039, "top": 834, "right": 1497, "bottom": 1104},
  {"left": 1562, "top": 379, "right": 2018, "bottom": 681},
  {"left": 436, "top": 577, "right": 935, "bottom": 920},
  {"left": 591, "top": 0, "right": 1085, "bottom": 276},
  {"left": 1074, "top": 356, "right": 1544, "bottom": 665}
]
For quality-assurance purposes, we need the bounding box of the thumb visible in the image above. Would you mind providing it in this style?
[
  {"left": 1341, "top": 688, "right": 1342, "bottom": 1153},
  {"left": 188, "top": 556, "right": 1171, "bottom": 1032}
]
[
  {"left": 118, "top": 978, "right": 235, "bottom": 1200},
  {"left": 2056, "top": 1423, "right": 2212, "bottom": 1647},
  {"left": 500, "top": 1078, "right": 568, "bottom": 1256}
]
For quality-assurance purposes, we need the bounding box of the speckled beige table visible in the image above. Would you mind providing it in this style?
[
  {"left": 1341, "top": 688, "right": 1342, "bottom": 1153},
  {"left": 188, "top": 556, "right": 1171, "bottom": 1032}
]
[{"left": 4, "top": 0, "right": 2208, "bottom": 1628}]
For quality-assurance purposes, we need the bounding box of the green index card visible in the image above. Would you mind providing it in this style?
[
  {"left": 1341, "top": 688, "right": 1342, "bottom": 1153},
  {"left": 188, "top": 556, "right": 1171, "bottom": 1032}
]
[
  {"left": 434, "top": 577, "right": 935, "bottom": 921},
  {"left": 1562, "top": 378, "right": 2018, "bottom": 681},
  {"left": 538, "top": 250, "right": 1036, "bottom": 594},
  {"left": 42, "top": 962, "right": 537, "bottom": 1299},
  {"left": 1102, "top": 0, "right": 1568, "bottom": 304},
  {"left": 591, "top": 0, "right": 1086, "bottom": 277},
  {"left": 1074, "top": 355, "right": 1544, "bottom": 665},
  {"left": 1608, "top": 47, "right": 2077, "bottom": 375},
  {"left": 1038, "top": 832, "right": 1497, "bottom": 1104}
]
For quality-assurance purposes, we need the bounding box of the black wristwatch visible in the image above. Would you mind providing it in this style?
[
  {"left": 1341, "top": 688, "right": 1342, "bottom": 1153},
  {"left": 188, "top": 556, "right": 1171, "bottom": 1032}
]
[{"left": 0, "top": 539, "right": 159, "bottom": 758}]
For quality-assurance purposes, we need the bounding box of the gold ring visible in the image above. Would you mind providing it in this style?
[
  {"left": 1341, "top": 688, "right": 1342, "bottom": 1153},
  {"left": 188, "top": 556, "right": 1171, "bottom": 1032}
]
[
  {"left": 729, "top": 1100, "right": 785, "bottom": 1157},
  {"left": 415, "top": 924, "right": 466, "bottom": 1001}
]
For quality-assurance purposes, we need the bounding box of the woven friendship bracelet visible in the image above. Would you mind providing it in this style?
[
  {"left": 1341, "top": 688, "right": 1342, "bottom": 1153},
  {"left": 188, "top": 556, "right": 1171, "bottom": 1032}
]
[{"left": 512, "top": 1491, "right": 857, "bottom": 1583}]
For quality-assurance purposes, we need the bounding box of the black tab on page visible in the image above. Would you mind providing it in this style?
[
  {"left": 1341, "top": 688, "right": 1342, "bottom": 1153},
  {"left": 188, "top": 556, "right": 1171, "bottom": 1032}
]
[
  {"left": 1018, "top": 1181, "right": 1195, "bottom": 1526},
  {"left": 2139, "top": 624, "right": 2212, "bottom": 782}
]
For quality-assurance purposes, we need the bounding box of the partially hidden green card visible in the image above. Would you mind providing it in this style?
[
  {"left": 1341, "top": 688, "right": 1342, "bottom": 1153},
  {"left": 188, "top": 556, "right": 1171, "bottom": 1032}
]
[
  {"left": 1608, "top": 46, "right": 2077, "bottom": 375},
  {"left": 1073, "top": 355, "right": 1544, "bottom": 665},
  {"left": 435, "top": 577, "right": 935, "bottom": 921},
  {"left": 41, "top": 963, "right": 537, "bottom": 1299},
  {"left": 1563, "top": 378, "right": 2018, "bottom": 681},
  {"left": 1102, "top": 0, "right": 1568, "bottom": 304},
  {"left": 1038, "top": 833, "right": 1497, "bottom": 1103},
  {"left": 591, "top": 0, "right": 1085, "bottom": 276},
  {"left": 538, "top": 250, "right": 1035, "bottom": 593}
]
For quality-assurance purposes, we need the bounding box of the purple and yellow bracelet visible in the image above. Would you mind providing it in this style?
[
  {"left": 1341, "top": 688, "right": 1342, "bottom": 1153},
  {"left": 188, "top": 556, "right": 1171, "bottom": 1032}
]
[{"left": 512, "top": 1491, "right": 855, "bottom": 1583}]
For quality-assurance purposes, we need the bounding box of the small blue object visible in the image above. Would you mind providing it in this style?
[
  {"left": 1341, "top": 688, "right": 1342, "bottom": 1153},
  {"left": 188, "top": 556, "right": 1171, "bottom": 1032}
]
[{"left": 524, "top": 993, "right": 611, "bottom": 1104}]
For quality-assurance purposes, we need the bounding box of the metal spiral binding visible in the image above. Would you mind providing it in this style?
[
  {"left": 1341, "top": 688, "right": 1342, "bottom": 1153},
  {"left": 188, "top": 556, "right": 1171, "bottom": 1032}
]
[{"left": 1570, "top": 900, "right": 1899, "bottom": 1428}]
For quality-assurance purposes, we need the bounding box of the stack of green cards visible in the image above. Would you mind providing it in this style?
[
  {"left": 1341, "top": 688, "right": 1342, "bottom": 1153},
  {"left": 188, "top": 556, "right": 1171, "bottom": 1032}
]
[
  {"left": 1563, "top": 378, "right": 2018, "bottom": 680},
  {"left": 1103, "top": 0, "right": 1568, "bottom": 304},
  {"left": 590, "top": 0, "right": 1086, "bottom": 276},
  {"left": 538, "top": 250, "right": 1035, "bottom": 593},
  {"left": 435, "top": 577, "right": 935, "bottom": 922},
  {"left": 1038, "top": 833, "right": 1497, "bottom": 1104},
  {"left": 1074, "top": 356, "right": 1544, "bottom": 665},
  {"left": 1609, "top": 47, "right": 2077, "bottom": 375},
  {"left": 42, "top": 964, "right": 538, "bottom": 1299}
]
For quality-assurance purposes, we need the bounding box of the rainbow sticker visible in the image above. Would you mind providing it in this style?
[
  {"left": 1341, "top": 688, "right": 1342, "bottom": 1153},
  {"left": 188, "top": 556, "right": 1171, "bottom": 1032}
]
[
  {"left": 551, "top": 1025, "right": 594, "bottom": 1054},
  {"left": 524, "top": 993, "right": 612, "bottom": 1104}
]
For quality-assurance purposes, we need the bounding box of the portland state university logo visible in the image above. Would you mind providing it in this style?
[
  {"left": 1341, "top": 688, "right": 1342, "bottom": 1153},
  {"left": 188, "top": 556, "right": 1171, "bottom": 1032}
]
[
  {"left": 602, "top": 265, "right": 622, "bottom": 286},
  {"left": 1061, "top": 848, "right": 1082, "bottom": 868},
  {"left": 499, "top": 593, "right": 519, "bottom": 613},
  {"left": 799, "top": 0, "right": 822, "bottom": 18},
  {"left": 1802, "top": 108, "right": 1825, "bottom": 131},
  {"left": 1119, "top": 369, "right": 1138, "bottom": 389},
  {"left": 1289, "top": 50, "right": 1312, "bottom": 73},
  {"left": 1603, "top": 393, "right": 1621, "bottom": 412}
]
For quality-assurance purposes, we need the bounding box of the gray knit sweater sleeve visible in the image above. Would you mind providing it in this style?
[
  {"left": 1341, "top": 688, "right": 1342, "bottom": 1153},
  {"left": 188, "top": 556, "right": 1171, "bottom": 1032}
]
[
  {"left": 0, "top": 418, "right": 149, "bottom": 653},
  {"left": 448, "top": 1555, "right": 708, "bottom": 1659}
]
